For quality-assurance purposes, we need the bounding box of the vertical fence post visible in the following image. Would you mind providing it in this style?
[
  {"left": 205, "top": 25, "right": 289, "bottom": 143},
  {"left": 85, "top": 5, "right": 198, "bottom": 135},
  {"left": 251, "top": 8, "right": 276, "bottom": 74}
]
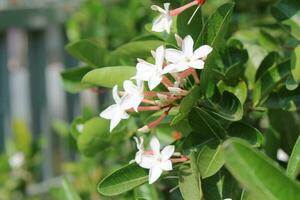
[
  {"left": 63, "top": 29, "right": 79, "bottom": 161},
  {"left": 0, "top": 32, "right": 9, "bottom": 152},
  {"left": 27, "top": 29, "right": 53, "bottom": 180}
]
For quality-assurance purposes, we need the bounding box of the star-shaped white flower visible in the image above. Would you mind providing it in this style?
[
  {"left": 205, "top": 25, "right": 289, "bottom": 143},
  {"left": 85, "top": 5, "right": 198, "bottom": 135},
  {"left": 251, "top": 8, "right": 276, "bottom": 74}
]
[
  {"left": 136, "top": 46, "right": 165, "bottom": 90},
  {"left": 9, "top": 152, "right": 25, "bottom": 169},
  {"left": 122, "top": 80, "right": 144, "bottom": 112},
  {"left": 163, "top": 35, "right": 213, "bottom": 73},
  {"left": 151, "top": 3, "right": 172, "bottom": 33},
  {"left": 134, "top": 136, "right": 175, "bottom": 184},
  {"left": 100, "top": 85, "right": 130, "bottom": 132}
]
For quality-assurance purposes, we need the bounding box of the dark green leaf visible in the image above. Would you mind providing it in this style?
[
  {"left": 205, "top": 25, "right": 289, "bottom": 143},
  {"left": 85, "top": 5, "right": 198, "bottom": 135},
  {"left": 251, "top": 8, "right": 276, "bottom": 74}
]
[
  {"left": 271, "top": 0, "right": 300, "bottom": 40},
  {"left": 97, "top": 163, "right": 148, "bottom": 196},
  {"left": 227, "top": 122, "right": 264, "bottom": 148},
  {"left": 188, "top": 107, "right": 227, "bottom": 140},
  {"left": 224, "top": 138, "right": 300, "bottom": 200},
  {"left": 255, "top": 51, "right": 280, "bottom": 81},
  {"left": 177, "top": 0, "right": 203, "bottom": 40}
]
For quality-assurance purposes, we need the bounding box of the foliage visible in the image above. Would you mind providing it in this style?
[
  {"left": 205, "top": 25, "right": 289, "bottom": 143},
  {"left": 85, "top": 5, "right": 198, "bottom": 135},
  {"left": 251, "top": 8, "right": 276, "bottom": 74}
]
[{"left": 61, "top": 0, "right": 300, "bottom": 199}]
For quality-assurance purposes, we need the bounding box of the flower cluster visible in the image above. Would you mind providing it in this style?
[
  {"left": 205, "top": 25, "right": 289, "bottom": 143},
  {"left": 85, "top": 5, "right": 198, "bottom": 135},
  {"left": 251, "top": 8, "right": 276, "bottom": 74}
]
[{"left": 99, "top": 0, "right": 211, "bottom": 184}]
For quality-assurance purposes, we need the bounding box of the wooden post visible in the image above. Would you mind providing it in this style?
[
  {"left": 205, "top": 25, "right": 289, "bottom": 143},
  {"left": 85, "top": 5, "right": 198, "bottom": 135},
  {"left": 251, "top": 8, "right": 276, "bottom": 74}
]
[
  {"left": 0, "top": 32, "right": 10, "bottom": 152},
  {"left": 27, "top": 29, "right": 53, "bottom": 180}
]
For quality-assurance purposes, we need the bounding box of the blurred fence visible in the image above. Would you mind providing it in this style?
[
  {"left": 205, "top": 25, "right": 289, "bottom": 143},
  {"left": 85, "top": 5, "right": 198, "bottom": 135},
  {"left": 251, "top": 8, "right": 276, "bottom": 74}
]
[{"left": 0, "top": 0, "right": 91, "bottom": 181}]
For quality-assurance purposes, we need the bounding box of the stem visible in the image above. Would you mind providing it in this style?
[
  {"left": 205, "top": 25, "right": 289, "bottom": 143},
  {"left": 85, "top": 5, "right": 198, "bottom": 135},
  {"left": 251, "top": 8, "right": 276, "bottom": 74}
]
[
  {"left": 142, "top": 99, "right": 157, "bottom": 105},
  {"left": 128, "top": 106, "right": 161, "bottom": 112},
  {"left": 148, "top": 110, "right": 169, "bottom": 129},
  {"left": 171, "top": 156, "right": 189, "bottom": 163},
  {"left": 162, "top": 75, "right": 174, "bottom": 88},
  {"left": 177, "top": 68, "right": 194, "bottom": 81},
  {"left": 191, "top": 69, "right": 200, "bottom": 84},
  {"left": 169, "top": 0, "right": 198, "bottom": 16}
]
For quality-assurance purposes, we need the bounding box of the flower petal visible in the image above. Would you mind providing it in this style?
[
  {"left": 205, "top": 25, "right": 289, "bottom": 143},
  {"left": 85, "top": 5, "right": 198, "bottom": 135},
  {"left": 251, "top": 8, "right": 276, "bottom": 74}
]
[
  {"left": 193, "top": 45, "right": 213, "bottom": 59},
  {"left": 151, "top": 5, "right": 165, "bottom": 13},
  {"left": 99, "top": 104, "right": 117, "bottom": 119},
  {"left": 160, "top": 160, "right": 173, "bottom": 171},
  {"left": 165, "top": 48, "right": 184, "bottom": 64},
  {"left": 149, "top": 166, "right": 163, "bottom": 184},
  {"left": 161, "top": 145, "right": 175, "bottom": 160},
  {"left": 148, "top": 74, "right": 162, "bottom": 90},
  {"left": 110, "top": 115, "right": 122, "bottom": 132},
  {"left": 139, "top": 155, "right": 156, "bottom": 169},
  {"left": 182, "top": 35, "right": 194, "bottom": 58},
  {"left": 112, "top": 85, "right": 121, "bottom": 104},
  {"left": 155, "top": 46, "right": 165, "bottom": 68},
  {"left": 152, "top": 15, "right": 166, "bottom": 33},
  {"left": 123, "top": 80, "right": 136, "bottom": 94},
  {"left": 150, "top": 137, "right": 161, "bottom": 155},
  {"left": 189, "top": 59, "right": 205, "bottom": 70},
  {"left": 136, "top": 61, "right": 155, "bottom": 81}
]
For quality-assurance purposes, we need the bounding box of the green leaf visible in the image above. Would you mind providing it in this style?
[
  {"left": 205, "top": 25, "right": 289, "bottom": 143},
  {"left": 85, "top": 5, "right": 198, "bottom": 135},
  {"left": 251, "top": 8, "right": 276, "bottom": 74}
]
[
  {"left": 188, "top": 107, "right": 227, "bottom": 140},
  {"left": 179, "top": 152, "right": 203, "bottom": 200},
  {"left": 82, "top": 66, "right": 136, "bottom": 89},
  {"left": 61, "top": 66, "right": 93, "bottom": 93},
  {"left": 77, "top": 117, "right": 110, "bottom": 156},
  {"left": 223, "top": 138, "right": 300, "bottom": 200},
  {"left": 97, "top": 163, "right": 148, "bottom": 196},
  {"left": 291, "top": 44, "right": 300, "bottom": 83},
  {"left": 201, "top": 172, "right": 222, "bottom": 200},
  {"left": 171, "top": 85, "right": 201, "bottom": 125},
  {"left": 205, "top": 91, "right": 243, "bottom": 121},
  {"left": 287, "top": 136, "right": 300, "bottom": 179},
  {"left": 62, "top": 178, "right": 82, "bottom": 200},
  {"left": 255, "top": 51, "right": 280, "bottom": 82},
  {"left": 271, "top": 0, "right": 300, "bottom": 40},
  {"left": 253, "top": 60, "right": 291, "bottom": 106},
  {"left": 218, "top": 80, "right": 248, "bottom": 104},
  {"left": 265, "top": 87, "right": 300, "bottom": 111},
  {"left": 197, "top": 139, "right": 224, "bottom": 178},
  {"left": 196, "top": 3, "right": 235, "bottom": 91},
  {"left": 133, "top": 184, "right": 159, "bottom": 200},
  {"left": 227, "top": 122, "right": 265, "bottom": 148},
  {"left": 111, "top": 40, "right": 165, "bottom": 60},
  {"left": 177, "top": 0, "right": 203, "bottom": 40},
  {"left": 65, "top": 39, "right": 107, "bottom": 68}
]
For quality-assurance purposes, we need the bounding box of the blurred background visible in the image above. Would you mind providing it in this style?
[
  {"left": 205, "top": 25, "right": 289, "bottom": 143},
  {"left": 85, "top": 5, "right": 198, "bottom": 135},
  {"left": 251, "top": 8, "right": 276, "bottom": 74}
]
[{"left": 0, "top": 0, "right": 280, "bottom": 199}]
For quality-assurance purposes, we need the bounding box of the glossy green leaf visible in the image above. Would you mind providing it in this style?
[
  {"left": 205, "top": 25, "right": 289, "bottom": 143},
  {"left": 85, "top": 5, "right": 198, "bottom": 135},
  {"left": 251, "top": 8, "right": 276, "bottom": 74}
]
[
  {"left": 224, "top": 138, "right": 300, "bottom": 200},
  {"left": 271, "top": 0, "right": 300, "bottom": 40},
  {"left": 188, "top": 107, "right": 227, "bottom": 140},
  {"left": 61, "top": 66, "right": 93, "bottom": 93},
  {"left": 265, "top": 87, "right": 300, "bottom": 111},
  {"left": 253, "top": 60, "right": 291, "bottom": 106},
  {"left": 133, "top": 184, "right": 159, "bottom": 200},
  {"left": 82, "top": 66, "right": 136, "bottom": 88},
  {"left": 201, "top": 172, "right": 222, "bottom": 200},
  {"left": 65, "top": 39, "right": 107, "bottom": 68},
  {"left": 218, "top": 80, "right": 248, "bottom": 104},
  {"left": 287, "top": 136, "right": 300, "bottom": 179},
  {"left": 111, "top": 40, "right": 165, "bottom": 60},
  {"left": 62, "top": 178, "right": 82, "bottom": 200},
  {"left": 171, "top": 85, "right": 201, "bottom": 125},
  {"left": 196, "top": 3, "right": 235, "bottom": 90},
  {"left": 255, "top": 51, "right": 280, "bottom": 81},
  {"left": 179, "top": 152, "right": 203, "bottom": 200},
  {"left": 227, "top": 122, "right": 264, "bottom": 148},
  {"left": 177, "top": 0, "right": 203, "bottom": 40},
  {"left": 97, "top": 163, "right": 148, "bottom": 196},
  {"left": 205, "top": 91, "right": 243, "bottom": 121},
  {"left": 197, "top": 139, "right": 224, "bottom": 178},
  {"left": 291, "top": 44, "right": 300, "bottom": 83},
  {"left": 77, "top": 117, "right": 110, "bottom": 156}
]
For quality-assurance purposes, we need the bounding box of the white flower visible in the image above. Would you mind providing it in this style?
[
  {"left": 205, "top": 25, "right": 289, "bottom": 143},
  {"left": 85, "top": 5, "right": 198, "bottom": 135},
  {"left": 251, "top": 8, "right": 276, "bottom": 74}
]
[
  {"left": 9, "top": 152, "right": 25, "bottom": 169},
  {"left": 151, "top": 3, "right": 172, "bottom": 33},
  {"left": 134, "top": 136, "right": 175, "bottom": 184},
  {"left": 122, "top": 80, "right": 144, "bottom": 112},
  {"left": 76, "top": 124, "right": 84, "bottom": 133},
  {"left": 100, "top": 85, "right": 130, "bottom": 132},
  {"left": 163, "top": 35, "right": 213, "bottom": 73},
  {"left": 136, "top": 46, "right": 165, "bottom": 90}
]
